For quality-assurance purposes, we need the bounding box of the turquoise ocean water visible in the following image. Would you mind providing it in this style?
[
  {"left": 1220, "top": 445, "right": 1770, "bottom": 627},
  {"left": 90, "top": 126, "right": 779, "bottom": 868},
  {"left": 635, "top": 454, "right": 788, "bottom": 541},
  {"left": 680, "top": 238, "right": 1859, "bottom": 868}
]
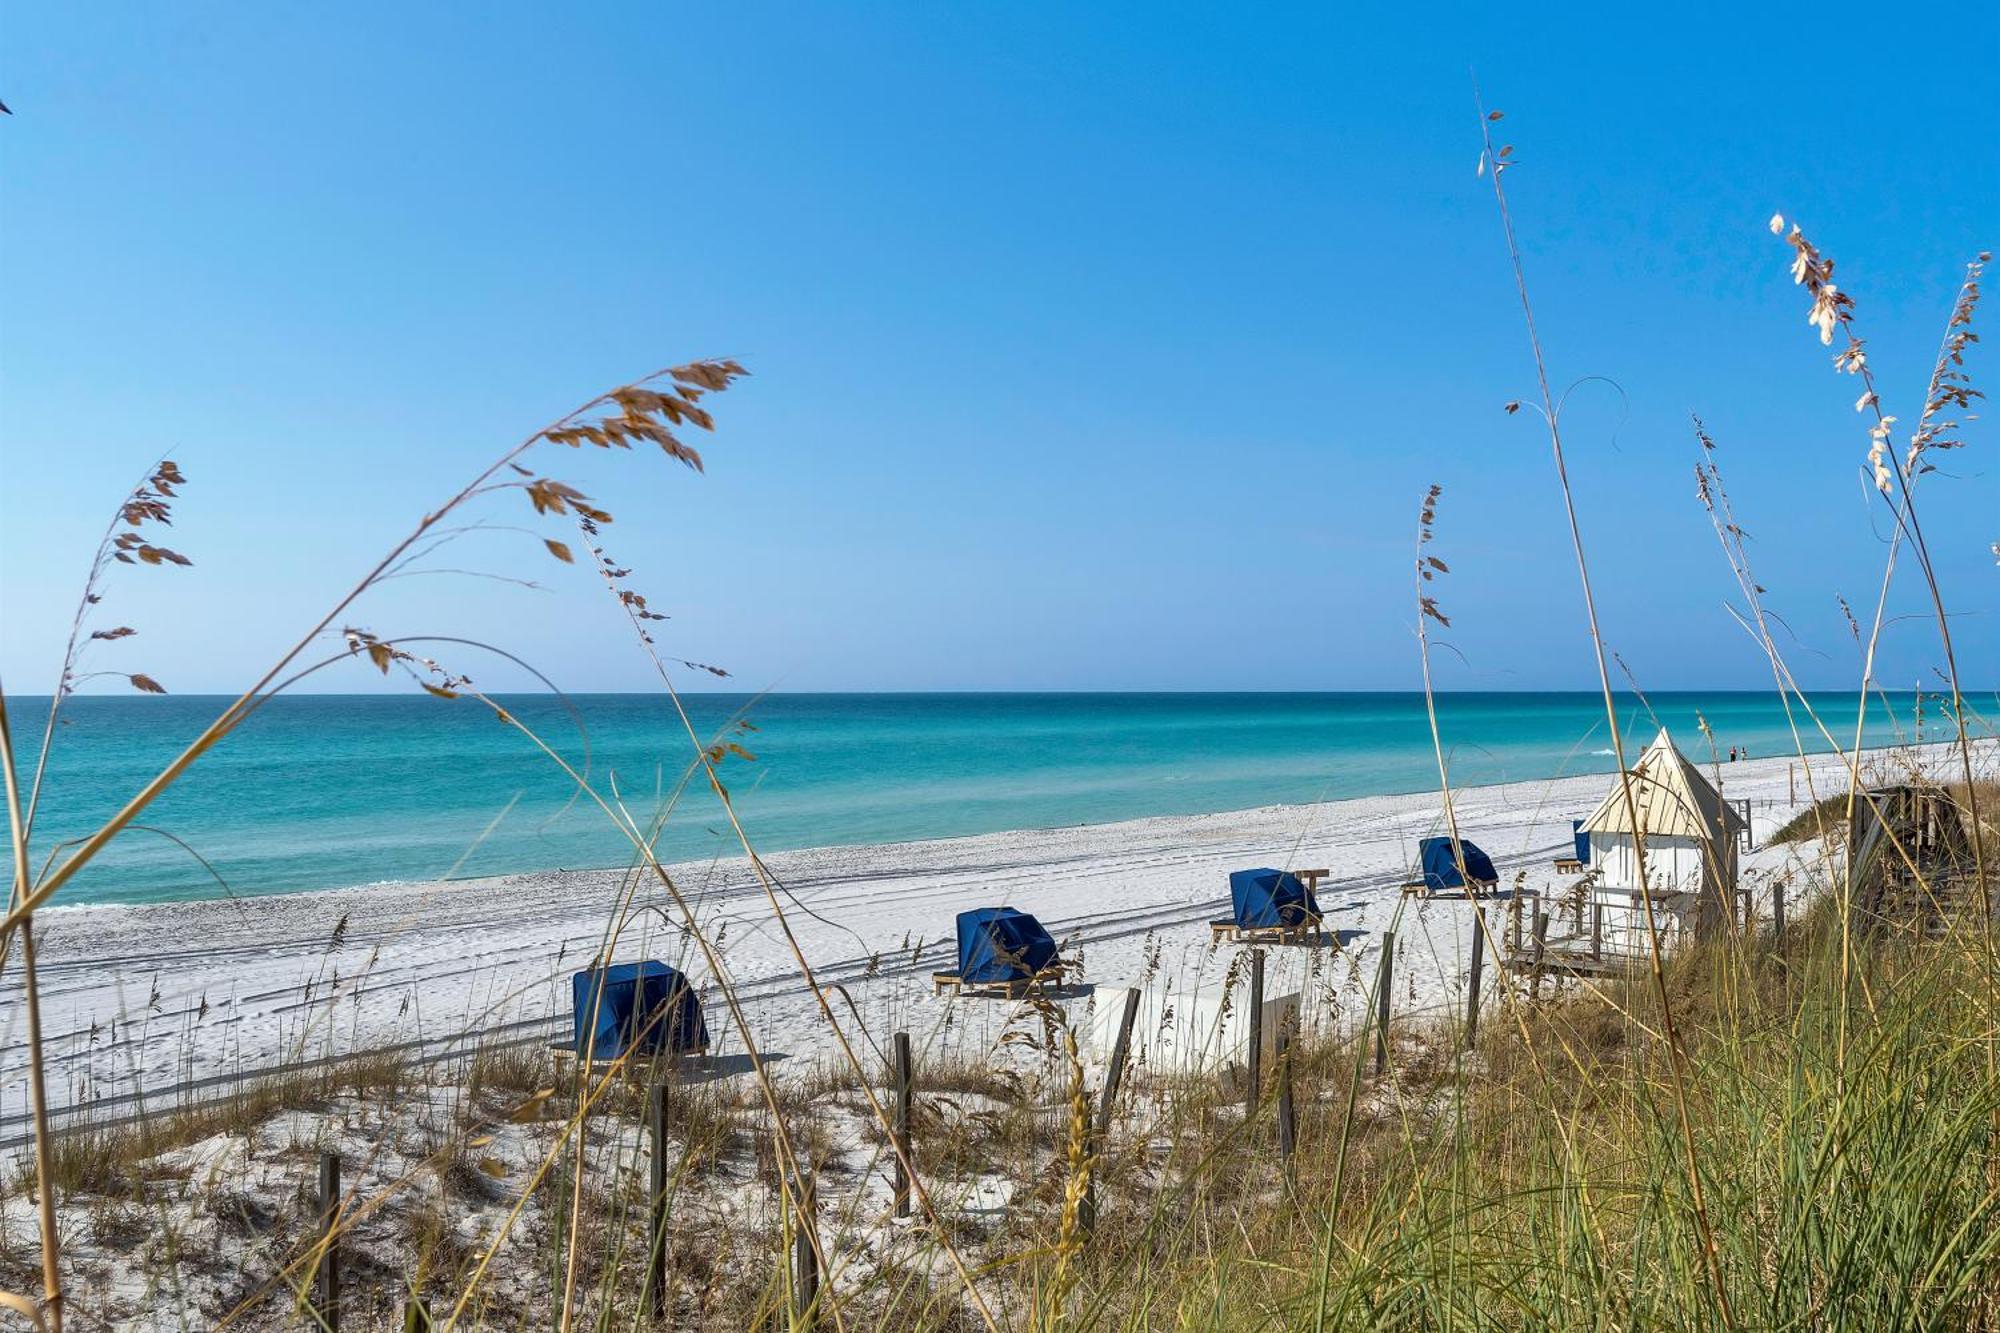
[{"left": 9, "top": 691, "right": 1962, "bottom": 906}]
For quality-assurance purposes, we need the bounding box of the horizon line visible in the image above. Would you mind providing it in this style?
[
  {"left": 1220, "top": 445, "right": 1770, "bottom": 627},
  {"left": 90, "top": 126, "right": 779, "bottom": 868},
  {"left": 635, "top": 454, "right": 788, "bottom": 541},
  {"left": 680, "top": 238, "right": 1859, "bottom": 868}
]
[{"left": 18, "top": 685, "right": 1973, "bottom": 700}]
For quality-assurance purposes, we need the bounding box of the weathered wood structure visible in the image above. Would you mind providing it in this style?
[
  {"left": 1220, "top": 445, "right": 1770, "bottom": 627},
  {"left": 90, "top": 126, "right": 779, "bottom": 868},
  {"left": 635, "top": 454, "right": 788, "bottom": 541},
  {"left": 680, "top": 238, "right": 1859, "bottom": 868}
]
[{"left": 1847, "top": 783, "right": 1984, "bottom": 936}]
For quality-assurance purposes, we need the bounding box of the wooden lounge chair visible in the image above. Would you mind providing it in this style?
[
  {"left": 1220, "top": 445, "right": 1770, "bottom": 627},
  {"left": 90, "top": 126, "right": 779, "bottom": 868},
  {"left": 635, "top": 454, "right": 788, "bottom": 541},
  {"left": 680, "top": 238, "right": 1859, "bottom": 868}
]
[
  {"left": 550, "top": 1037, "right": 711, "bottom": 1080},
  {"left": 1208, "top": 917, "right": 1328, "bottom": 945},
  {"left": 1399, "top": 875, "right": 1498, "bottom": 899},
  {"left": 932, "top": 962, "right": 1065, "bottom": 998}
]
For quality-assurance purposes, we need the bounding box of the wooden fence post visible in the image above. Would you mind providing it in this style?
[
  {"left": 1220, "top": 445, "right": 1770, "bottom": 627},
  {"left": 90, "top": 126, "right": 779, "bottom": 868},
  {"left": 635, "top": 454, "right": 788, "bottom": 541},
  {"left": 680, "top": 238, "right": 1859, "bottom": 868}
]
[
  {"left": 1773, "top": 881, "right": 1787, "bottom": 950},
  {"left": 1463, "top": 909, "right": 1485, "bottom": 1050},
  {"left": 1095, "top": 990, "right": 1141, "bottom": 1143},
  {"left": 315, "top": 1150, "right": 341, "bottom": 1332},
  {"left": 1509, "top": 894, "right": 1524, "bottom": 956},
  {"left": 892, "top": 1031, "right": 913, "bottom": 1219},
  {"left": 1081, "top": 988, "right": 1140, "bottom": 1235},
  {"left": 1276, "top": 1021, "right": 1296, "bottom": 1167},
  {"left": 1590, "top": 900, "right": 1603, "bottom": 961},
  {"left": 644, "top": 1079, "right": 671, "bottom": 1319},
  {"left": 1246, "top": 949, "right": 1265, "bottom": 1117},
  {"left": 791, "top": 1170, "right": 819, "bottom": 1328},
  {"left": 1373, "top": 932, "right": 1394, "bottom": 1076},
  {"left": 1529, "top": 908, "right": 1549, "bottom": 1003}
]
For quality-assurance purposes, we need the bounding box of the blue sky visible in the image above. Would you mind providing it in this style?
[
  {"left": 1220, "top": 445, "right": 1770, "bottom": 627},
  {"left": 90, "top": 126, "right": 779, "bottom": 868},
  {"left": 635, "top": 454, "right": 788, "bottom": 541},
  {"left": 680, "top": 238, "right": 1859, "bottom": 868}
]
[{"left": 2, "top": 2, "right": 1993, "bottom": 697}]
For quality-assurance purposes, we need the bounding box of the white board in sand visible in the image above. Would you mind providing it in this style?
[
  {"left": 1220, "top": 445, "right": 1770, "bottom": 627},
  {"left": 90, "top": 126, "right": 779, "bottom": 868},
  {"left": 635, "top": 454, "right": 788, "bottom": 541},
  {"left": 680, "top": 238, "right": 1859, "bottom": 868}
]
[{"left": 1087, "top": 977, "right": 1298, "bottom": 1090}]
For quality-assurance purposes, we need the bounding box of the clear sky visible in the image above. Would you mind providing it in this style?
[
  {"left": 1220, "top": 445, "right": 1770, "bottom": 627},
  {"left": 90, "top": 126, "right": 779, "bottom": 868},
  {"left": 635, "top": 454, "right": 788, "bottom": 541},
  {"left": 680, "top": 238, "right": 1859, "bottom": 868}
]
[{"left": 2, "top": 2, "right": 1993, "bottom": 698}]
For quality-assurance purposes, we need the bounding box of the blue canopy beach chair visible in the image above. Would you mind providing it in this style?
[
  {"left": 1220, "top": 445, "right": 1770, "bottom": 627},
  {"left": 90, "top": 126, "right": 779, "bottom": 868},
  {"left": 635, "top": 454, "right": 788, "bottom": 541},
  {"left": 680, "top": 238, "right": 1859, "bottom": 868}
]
[
  {"left": 934, "top": 907, "right": 1064, "bottom": 996},
  {"left": 1211, "top": 867, "right": 1324, "bottom": 942},
  {"left": 1404, "top": 836, "right": 1500, "bottom": 897},
  {"left": 570, "top": 961, "right": 708, "bottom": 1062}
]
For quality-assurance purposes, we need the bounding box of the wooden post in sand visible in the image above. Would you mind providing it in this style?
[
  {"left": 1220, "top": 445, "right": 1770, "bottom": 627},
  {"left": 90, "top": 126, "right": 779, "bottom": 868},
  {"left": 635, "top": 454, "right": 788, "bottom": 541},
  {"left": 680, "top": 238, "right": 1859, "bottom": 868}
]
[
  {"left": 1530, "top": 908, "right": 1549, "bottom": 1003},
  {"left": 1095, "top": 991, "right": 1141, "bottom": 1141},
  {"left": 790, "top": 1171, "right": 819, "bottom": 1327},
  {"left": 644, "top": 1080, "right": 671, "bottom": 1318},
  {"left": 1276, "top": 1021, "right": 1297, "bottom": 1166},
  {"left": 1246, "top": 949, "right": 1265, "bottom": 1117},
  {"left": 1591, "top": 901, "right": 1604, "bottom": 961},
  {"left": 1464, "top": 910, "right": 1485, "bottom": 1050},
  {"left": 1082, "top": 988, "right": 1140, "bottom": 1235},
  {"left": 1789, "top": 763, "right": 1796, "bottom": 804},
  {"left": 1373, "top": 932, "right": 1394, "bottom": 1076},
  {"left": 315, "top": 1150, "right": 341, "bottom": 1332},
  {"left": 1773, "top": 881, "right": 1787, "bottom": 951},
  {"left": 892, "top": 1031, "right": 914, "bottom": 1219}
]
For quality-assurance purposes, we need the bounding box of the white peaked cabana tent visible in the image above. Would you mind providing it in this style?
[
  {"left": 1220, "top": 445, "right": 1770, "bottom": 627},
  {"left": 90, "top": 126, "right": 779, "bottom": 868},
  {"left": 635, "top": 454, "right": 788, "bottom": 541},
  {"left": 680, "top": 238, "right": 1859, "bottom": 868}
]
[{"left": 1578, "top": 728, "right": 1746, "bottom": 951}]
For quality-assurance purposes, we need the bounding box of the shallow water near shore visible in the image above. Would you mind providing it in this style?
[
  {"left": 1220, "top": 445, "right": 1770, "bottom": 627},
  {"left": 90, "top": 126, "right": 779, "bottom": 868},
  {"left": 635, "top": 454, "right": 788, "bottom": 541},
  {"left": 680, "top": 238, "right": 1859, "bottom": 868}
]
[{"left": 16, "top": 689, "right": 1952, "bottom": 905}]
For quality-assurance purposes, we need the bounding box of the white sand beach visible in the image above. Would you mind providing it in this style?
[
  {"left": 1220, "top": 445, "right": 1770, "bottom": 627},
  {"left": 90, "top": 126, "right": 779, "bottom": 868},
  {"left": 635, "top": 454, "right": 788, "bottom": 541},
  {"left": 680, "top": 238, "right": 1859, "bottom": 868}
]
[{"left": 3, "top": 743, "right": 1960, "bottom": 1142}]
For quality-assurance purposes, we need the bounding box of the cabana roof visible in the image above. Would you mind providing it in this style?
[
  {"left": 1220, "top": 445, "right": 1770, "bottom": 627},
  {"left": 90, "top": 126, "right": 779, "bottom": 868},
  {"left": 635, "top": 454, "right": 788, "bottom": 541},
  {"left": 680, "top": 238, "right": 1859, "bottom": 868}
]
[{"left": 1580, "top": 728, "right": 1746, "bottom": 845}]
